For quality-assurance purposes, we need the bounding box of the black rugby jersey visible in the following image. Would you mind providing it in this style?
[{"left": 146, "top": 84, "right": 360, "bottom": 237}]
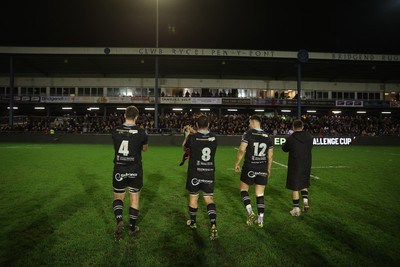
[
  {"left": 112, "top": 124, "right": 148, "bottom": 167},
  {"left": 241, "top": 128, "right": 273, "bottom": 170},
  {"left": 184, "top": 131, "right": 217, "bottom": 179}
]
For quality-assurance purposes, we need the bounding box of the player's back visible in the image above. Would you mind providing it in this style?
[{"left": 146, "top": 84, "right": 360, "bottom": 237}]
[
  {"left": 242, "top": 129, "right": 273, "bottom": 169},
  {"left": 187, "top": 131, "right": 217, "bottom": 176},
  {"left": 112, "top": 124, "right": 147, "bottom": 167}
]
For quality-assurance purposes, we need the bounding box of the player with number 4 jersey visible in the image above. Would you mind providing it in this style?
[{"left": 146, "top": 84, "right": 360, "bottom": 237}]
[{"left": 111, "top": 106, "right": 148, "bottom": 241}]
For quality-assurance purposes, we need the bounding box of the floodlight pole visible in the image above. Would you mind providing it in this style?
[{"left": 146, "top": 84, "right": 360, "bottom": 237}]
[
  {"left": 154, "top": 0, "right": 159, "bottom": 129},
  {"left": 297, "top": 63, "right": 301, "bottom": 119},
  {"left": 9, "top": 55, "right": 14, "bottom": 129},
  {"left": 296, "top": 50, "right": 309, "bottom": 120}
]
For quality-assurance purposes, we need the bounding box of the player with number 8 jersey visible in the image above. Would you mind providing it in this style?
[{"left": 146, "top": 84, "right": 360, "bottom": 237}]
[
  {"left": 183, "top": 115, "right": 218, "bottom": 240},
  {"left": 185, "top": 132, "right": 217, "bottom": 183}
]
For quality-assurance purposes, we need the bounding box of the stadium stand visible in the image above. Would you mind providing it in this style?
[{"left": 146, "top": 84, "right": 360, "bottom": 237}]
[{"left": 1, "top": 113, "right": 399, "bottom": 136}]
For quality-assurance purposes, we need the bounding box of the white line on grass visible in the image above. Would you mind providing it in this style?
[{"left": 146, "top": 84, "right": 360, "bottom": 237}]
[
  {"left": 273, "top": 161, "right": 320, "bottom": 180},
  {"left": 232, "top": 148, "right": 321, "bottom": 180}
]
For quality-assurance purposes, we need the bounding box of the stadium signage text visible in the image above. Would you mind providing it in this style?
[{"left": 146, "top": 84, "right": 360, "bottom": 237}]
[
  {"left": 135, "top": 48, "right": 400, "bottom": 62},
  {"left": 313, "top": 137, "right": 353, "bottom": 146},
  {"left": 273, "top": 137, "right": 353, "bottom": 146},
  {"left": 331, "top": 53, "right": 399, "bottom": 62},
  {"left": 1, "top": 47, "right": 399, "bottom": 62},
  {"left": 138, "top": 48, "right": 276, "bottom": 58}
]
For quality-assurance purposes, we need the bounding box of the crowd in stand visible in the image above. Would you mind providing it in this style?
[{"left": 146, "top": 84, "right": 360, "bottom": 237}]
[{"left": 1, "top": 112, "right": 399, "bottom": 136}]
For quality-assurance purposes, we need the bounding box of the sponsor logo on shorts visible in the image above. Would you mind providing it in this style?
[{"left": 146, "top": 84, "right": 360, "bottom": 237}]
[
  {"left": 247, "top": 171, "right": 268, "bottom": 178},
  {"left": 191, "top": 178, "right": 213, "bottom": 186},
  {"left": 115, "top": 172, "right": 137, "bottom": 181}
]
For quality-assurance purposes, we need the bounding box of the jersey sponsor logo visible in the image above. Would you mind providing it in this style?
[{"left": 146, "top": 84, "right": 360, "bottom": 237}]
[
  {"left": 195, "top": 137, "right": 215, "bottom": 141},
  {"left": 116, "top": 129, "right": 138, "bottom": 134},
  {"left": 115, "top": 172, "right": 138, "bottom": 181},
  {"left": 117, "top": 155, "right": 135, "bottom": 161},
  {"left": 197, "top": 160, "right": 213, "bottom": 166},
  {"left": 251, "top": 156, "right": 267, "bottom": 161},
  {"left": 196, "top": 167, "right": 214, "bottom": 172},
  {"left": 191, "top": 178, "right": 214, "bottom": 186},
  {"left": 252, "top": 132, "right": 269, "bottom": 138},
  {"left": 247, "top": 171, "right": 268, "bottom": 178}
]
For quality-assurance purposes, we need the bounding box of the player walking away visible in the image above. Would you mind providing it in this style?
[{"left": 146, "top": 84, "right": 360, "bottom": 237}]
[
  {"left": 112, "top": 106, "right": 148, "bottom": 241},
  {"left": 282, "top": 120, "right": 313, "bottom": 217},
  {"left": 183, "top": 115, "right": 218, "bottom": 240},
  {"left": 235, "top": 115, "right": 273, "bottom": 228}
]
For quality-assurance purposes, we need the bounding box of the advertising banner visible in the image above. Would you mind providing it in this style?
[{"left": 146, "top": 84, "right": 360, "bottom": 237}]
[
  {"left": 222, "top": 98, "right": 251, "bottom": 105},
  {"left": 273, "top": 136, "right": 354, "bottom": 146},
  {"left": 336, "top": 100, "right": 363, "bottom": 107},
  {"left": 40, "top": 96, "right": 152, "bottom": 104},
  {"left": 160, "top": 97, "right": 192, "bottom": 104},
  {"left": 192, "top": 98, "right": 222, "bottom": 105},
  {"left": 40, "top": 96, "right": 72, "bottom": 103}
]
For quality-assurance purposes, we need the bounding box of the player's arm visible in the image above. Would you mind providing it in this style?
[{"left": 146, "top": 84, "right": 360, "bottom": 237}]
[
  {"left": 267, "top": 147, "right": 273, "bottom": 177},
  {"left": 187, "top": 125, "right": 196, "bottom": 134},
  {"left": 142, "top": 144, "right": 148, "bottom": 152},
  {"left": 179, "top": 134, "right": 191, "bottom": 166},
  {"left": 182, "top": 132, "right": 191, "bottom": 151},
  {"left": 182, "top": 136, "right": 188, "bottom": 150},
  {"left": 182, "top": 125, "right": 193, "bottom": 150},
  {"left": 234, "top": 142, "right": 247, "bottom": 173},
  {"left": 142, "top": 132, "right": 149, "bottom": 152}
]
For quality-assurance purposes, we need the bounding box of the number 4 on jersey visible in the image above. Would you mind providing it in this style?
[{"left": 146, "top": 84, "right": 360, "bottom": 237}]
[{"left": 118, "top": 140, "right": 130, "bottom": 156}]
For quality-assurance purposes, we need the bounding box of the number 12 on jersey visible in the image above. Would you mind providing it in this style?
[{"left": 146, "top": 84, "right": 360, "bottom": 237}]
[{"left": 253, "top": 142, "right": 266, "bottom": 156}]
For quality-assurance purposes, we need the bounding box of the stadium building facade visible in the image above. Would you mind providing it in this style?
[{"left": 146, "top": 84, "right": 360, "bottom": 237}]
[{"left": 1, "top": 47, "right": 399, "bottom": 121}]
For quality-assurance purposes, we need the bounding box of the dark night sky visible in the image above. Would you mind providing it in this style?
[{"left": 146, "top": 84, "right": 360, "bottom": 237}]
[{"left": 2, "top": 0, "right": 400, "bottom": 54}]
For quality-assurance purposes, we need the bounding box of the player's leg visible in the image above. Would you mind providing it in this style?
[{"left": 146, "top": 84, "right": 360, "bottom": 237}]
[
  {"left": 204, "top": 195, "right": 217, "bottom": 240},
  {"left": 126, "top": 169, "right": 143, "bottom": 235},
  {"left": 187, "top": 193, "right": 199, "bottom": 228},
  {"left": 113, "top": 193, "right": 126, "bottom": 241},
  {"left": 254, "top": 184, "right": 266, "bottom": 227},
  {"left": 240, "top": 181, "right": 256, "bottom": 225},
  {"left": 113, "top": 192, "right": 125, "bottom": 225},
  {"left": 128, "top": 188, "right": 140, "bottom": 234},
  {"left": 113, "top": 169, "right": 127, "bottom": 241},
  {"left": 301, "top": 188, "right": 309, "bottom": 212},
  {"left": 289, "top": 190, "right": 301, "bottom": 216}
]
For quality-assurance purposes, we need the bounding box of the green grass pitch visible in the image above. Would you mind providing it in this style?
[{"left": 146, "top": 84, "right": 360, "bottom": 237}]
[{"left": 0, "top": 143, "right": 399, "bottom": 266}]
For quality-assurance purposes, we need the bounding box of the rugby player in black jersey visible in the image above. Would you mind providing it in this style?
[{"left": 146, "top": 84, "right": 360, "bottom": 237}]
[
  {"left": 112, "top": 106, "right": 148, "bottom": 241},
  {"left": 183, "top": 115, "right": 218, "bottom": 240},
  {"left": 235, "top": 115, "right": 274, "bottom": 228}
]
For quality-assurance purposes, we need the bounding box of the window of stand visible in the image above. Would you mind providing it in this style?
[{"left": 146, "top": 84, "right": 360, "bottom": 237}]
[
  {"left": 316, "top": 91, "right": 329, "bottom": 99},
  {"left": 0, "top": 87, "right": 6, "bottom": 96},
  {"left": 357, "top": 92, "right": 381, "bottom": 100}
]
